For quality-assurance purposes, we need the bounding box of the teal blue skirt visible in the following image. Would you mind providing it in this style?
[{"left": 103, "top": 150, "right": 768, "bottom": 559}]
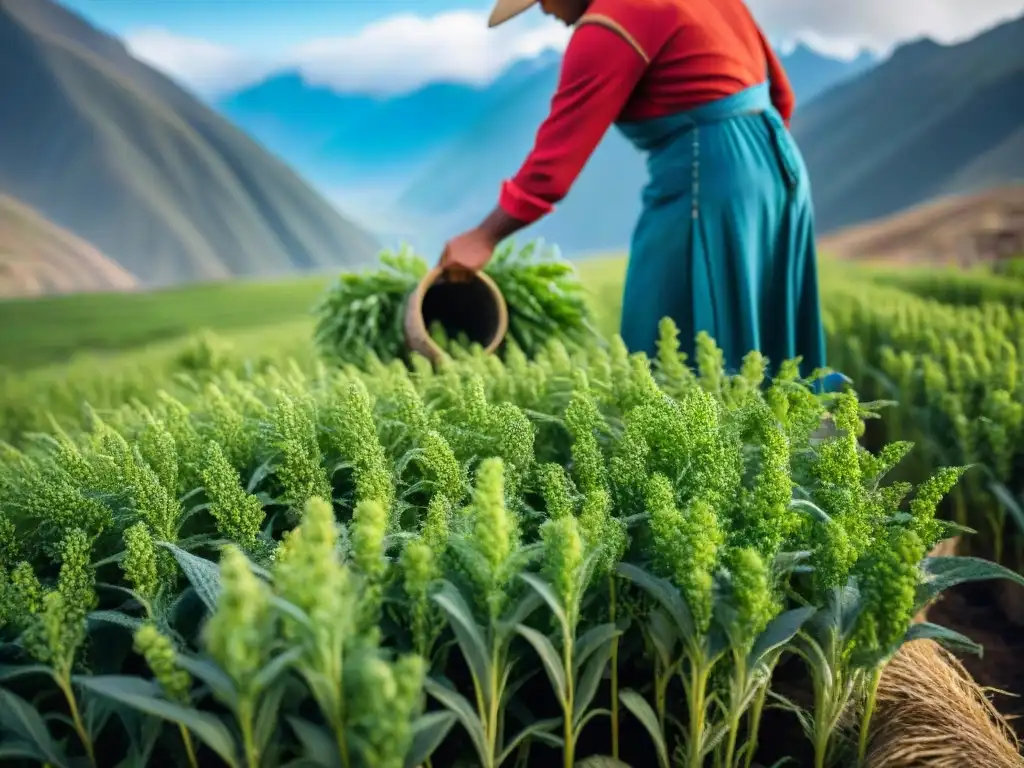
[{"left": 615, "top": 83, "right": 830, "bottom": 385}]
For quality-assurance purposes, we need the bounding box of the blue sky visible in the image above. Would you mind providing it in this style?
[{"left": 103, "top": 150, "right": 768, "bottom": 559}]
[
  {"left": 60, "top": 0, "right": 1024, "bottom": 98},
  {"left": 61, "top": 0, "right": 488, "bottom": 49}
]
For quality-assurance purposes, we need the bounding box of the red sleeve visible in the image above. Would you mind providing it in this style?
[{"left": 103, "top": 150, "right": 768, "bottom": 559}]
[
  {"left": 757, "top": 28, "right": 795, "bottom": 125},
  {"left": 498, "top": 24, "right": 649, "bottom": 225}
]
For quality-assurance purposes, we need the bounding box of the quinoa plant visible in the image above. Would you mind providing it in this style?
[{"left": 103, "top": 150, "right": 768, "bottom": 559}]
[{"left": 2, "top": 320, "right": 1024, "bottom": 768}]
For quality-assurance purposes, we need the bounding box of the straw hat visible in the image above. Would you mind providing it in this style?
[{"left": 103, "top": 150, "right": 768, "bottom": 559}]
[{"left": 488, "top": 0, "right": 538, "bottom": 27}]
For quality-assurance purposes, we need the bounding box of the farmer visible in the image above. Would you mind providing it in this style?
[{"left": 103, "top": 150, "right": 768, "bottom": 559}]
[{"left": 438, "top": 0, "right": 829, "bottom": 380}]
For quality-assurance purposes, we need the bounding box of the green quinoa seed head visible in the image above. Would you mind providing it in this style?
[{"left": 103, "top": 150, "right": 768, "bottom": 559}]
[
  {"left": 645, "top": 476, "right": 722, "bottom": 633},
  {"left": 419, "top": 430, "right": 466, "bottom": 503},
  {"left": 725, "top": 547, "right": 777, "bottom": 645},
  {"left": 542, "top": 514, "right": 585, "bottom": 615},
  {"left": 9, "top": 562, "right": 44, "bottom": 617},
  {"left": 351, "top": 499, "right": 389, "bottom": 582},
  {"left": 0, "top": 512, "right": 19, "bottom": 568},
  {"left": 121, "top": 522, "right": 160, "bottom": 601},
  {"left": 401, "top": 537, "right": 437, "bottom": 597},
  {"left": 201, "top": 440, "right": 266, "bottom": 552},
  {"left": 853, "top": 526, "right": 925, "bottom": 655},
  {"left": 273, "top": 497, "right": 355, "bottom": 644},
  {"left": 134, "top": 623, "right": 192, "bottom": 704},
  {"left": 203, "top": 545, "right": 272, "bottom": 687},
  {"left": 57, "top": 529, "right": 96, "bottom": 617},
  {"left": 537, "top": 462, "right": 575, "bottom": 520}
]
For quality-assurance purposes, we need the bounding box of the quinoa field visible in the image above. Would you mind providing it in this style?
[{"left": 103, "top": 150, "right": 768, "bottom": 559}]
[{"left": 1, "top": 249, "right": 1023, "bottom": 767}]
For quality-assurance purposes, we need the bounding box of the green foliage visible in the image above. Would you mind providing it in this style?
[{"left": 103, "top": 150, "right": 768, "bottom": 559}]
[
  {"left": 2, "top": 325, "right": 1019, "bottom": 768},
  {"left": 824, "top": 279, "right": 1024, "bottom": 569},
  {"left": 312, "top": 240, "right": 599, "bottom": 365}
]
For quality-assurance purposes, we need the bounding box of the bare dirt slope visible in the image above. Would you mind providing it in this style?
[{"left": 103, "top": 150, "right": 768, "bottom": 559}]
[
  {"left": 0, "top": 0, "right": 379, "bottom": 287},
  {"left": 0, "top": 195, "right": 138, "bottom": 299},
  {"left": 818, "top": 184, "right": 1024, "bottom": 264}
]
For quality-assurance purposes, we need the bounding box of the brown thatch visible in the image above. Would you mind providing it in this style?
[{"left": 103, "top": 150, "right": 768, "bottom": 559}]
[
  {"left": 865, "top": 640, "right": 1022, "bottom": 767},
  {"left": 865, "top": 536, "right": 1023, "bottom": 767}
]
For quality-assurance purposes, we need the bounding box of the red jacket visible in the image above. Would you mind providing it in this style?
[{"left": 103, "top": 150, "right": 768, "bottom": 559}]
[{"left": 499, "top": 0, "right": 795, "bottom": 225}]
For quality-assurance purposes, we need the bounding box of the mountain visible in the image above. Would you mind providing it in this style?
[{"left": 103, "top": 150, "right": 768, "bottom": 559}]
[
  {"left": 0, "top": 0, "right": 380, "bottom": 287},
  {"left": 0, "top": 195, "right": 137, "bottom": 299},
  {"left": 791, "top": 14, "right": 1024, "bottom": 233},
  {"left": 781, "top": 44, "right": 875, "bottom": 104},
  {"left": 218, "top": 52, "right": 562, "bottom": 195},
  {"left": 219, "top": 43, "right": 870, "bottom": 235},
  {"left": 391, "top": 44, "right": 880, "bottom": 255},
  {"left": 817, "top": 184, "right": 1024, "bottom": 266}
]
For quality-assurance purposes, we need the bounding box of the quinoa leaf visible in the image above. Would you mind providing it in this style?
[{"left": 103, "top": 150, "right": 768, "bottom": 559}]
[
  {"left": 618, "top": 689, "right": 669, "bottom": 768},
  {"left": 749, "top": 606, "right": 817, "bottom": 668},
  {"left": 518, "top": 572, "right": 569, "bottom": 631},
  {"left": 617, "top": 562, "right": 696, "bottom": 642},
  {"left": 87, "top": 609, "right": 145, "bottom": 633},
  {"left": 77, "top": 675, "right": 240, "bottom": 767},
  {"left": 286, "top": 716, "right": 340, "bottom": 768},
  {"left": 422, "top": 677, "right": 489, "bottom": 766},
  {"left": 915, "top": 555, "right": 1024, "bottom": 611},
  {"left": 988, "top": 480, "right": 1024, "bottom": 536},
  {"left": 572, "top": 632, "right": 617, "bottom": 727},
  {"left": 902, "top": 621, "right": 983, "bottom": 657},
  {"left": 430, "top": 581, "right": 491, "bottom": 701},
  {"left": 404, "top": 710, "right": 457, "bottom": 768},
  {"left": 573, "top": 622, "right": 621, "bottom": 670},
  {"left": 174, "top": 655, "right": 238, "bottom": 707},
  {"left": 0, "top": 689, "right": 69, "bottom": 768},
  {"left": 515, "top": 624, "right": 568, "bottom": 704},
  {"left": 646, "top": 609, "right": 680, "bottom": 669},
  {"left": 495, "top": 716, "right": 564, "bottom": 765},
  {"left": 0, "top": 664, "right": 51, "bottom": 682},
  {"left": 159, "top": 542, "right": 222, "bottom": 612}
]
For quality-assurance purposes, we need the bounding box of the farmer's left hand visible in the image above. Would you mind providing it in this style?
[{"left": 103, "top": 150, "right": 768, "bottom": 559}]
[{"left": 439, "top": 228, "right": 497, "bottom": 277}]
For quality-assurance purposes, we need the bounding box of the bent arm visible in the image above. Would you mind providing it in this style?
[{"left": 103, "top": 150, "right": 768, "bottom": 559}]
[{"left": 478, "top": 21, "right": 651, "bottom": 242}]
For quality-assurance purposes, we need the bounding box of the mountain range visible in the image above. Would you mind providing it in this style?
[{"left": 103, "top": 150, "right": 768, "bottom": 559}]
[
  {"left": 392, "top": 16, "right": 1024, "bottom": 254},
  {"left": 220, "top": 44, "right": 876, "bottom": 249},
  {"left": 388, "top": 43, "right": 881, "bottom": 254},
  {"left": 222, "top": 17, "right": 1024, "bottom": 257},
  {"left": 3, "top": 0, "right": 1021, "bottom": 295},
  {"left": 0, "top": 0, "right": 379, "bottom": 288},
  {"left": 790, "top": 18, "right": 1024, "bottom": 233}
]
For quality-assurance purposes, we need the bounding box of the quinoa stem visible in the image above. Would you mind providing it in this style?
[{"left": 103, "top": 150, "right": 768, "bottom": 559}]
[
  {"left": 56, "top": 674, "right": 96, "bottom": 768},
  {"left": 179, "top": 725, "right": 199, "bottom": 768},
  {"left": 857, "top": 665, "right": 884, "bottom": 765},
  {"left": 609, "top": 575, "right": 620, "bottom": 760}
]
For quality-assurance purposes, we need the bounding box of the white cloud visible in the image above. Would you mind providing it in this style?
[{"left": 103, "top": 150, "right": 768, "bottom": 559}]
[
  {"left": 124, "top": 29, "right": 276, "bottom": 97},
  {"left": 124, "top": 10, "right": 569, "bottom": 98},
  {"left": 293, "top": 11, "right": 570, "bottom": 95},
  {"left": 750, "top": 0, "right": 1024, "bottom": 55},
  {"left": 125, "top": 1, "right": 1024, "bottom": 97}
]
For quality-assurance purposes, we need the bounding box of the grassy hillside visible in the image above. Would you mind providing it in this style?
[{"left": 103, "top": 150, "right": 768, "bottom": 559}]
[
  {"left": 0, "top": 0, "right": 380, "bottom": 287},
  {"left": 0, "top": 276, "right": 327, "bottom": 370},
  {"left": 791, "top": 14, "right": 1024, "bottom": 233},
  {"left": 0, "top": 255, "right": 631, "bottom": 371},
  {"left": 0, "top": 195, "right": 137, "bottom": 299}
]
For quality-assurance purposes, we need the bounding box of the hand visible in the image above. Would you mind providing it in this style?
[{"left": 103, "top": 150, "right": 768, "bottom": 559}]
[{"left": 438, "top": 228, "right": 497, "bottom": 279}]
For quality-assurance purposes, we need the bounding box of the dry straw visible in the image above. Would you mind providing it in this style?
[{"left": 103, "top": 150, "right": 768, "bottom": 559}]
[
  {"left": 866, "top": 537, "right": 1023, "bottom": 768},
  {"left": 865, "top": 640, "right": 1022, "bottom": 767}
]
